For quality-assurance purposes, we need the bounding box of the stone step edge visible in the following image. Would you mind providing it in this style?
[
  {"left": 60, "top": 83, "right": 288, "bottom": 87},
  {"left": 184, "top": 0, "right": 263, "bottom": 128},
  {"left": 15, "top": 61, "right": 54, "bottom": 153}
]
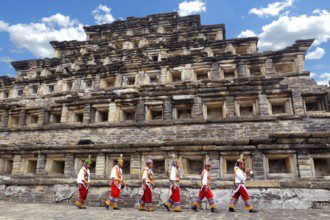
[{"left": 1, "top": 179, "right": 329, "bottom": 189}]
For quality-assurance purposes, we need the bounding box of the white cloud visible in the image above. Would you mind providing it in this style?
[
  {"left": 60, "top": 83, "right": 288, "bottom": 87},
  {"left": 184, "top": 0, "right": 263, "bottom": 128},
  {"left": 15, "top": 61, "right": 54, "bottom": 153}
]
[
  {"left": 10, "top": 48, "right": 24, "bottom": 54},
  {"left": 310, "top": 72, "right": 316, "bottom": 78},
  {"left": 0, "top": 57, "right": 13, "bottom": 63},
  {"left": 320, "top": 73, "right": 330, "bottom": 79},
  {"left": 92, "top": 4, "right": 115, "bottom": 24},
  {"left": 41, "top": 13, "right": 77, "bottom": 27},
  {"left": 316, "top": 73, "right": 330, "bottom": 85},
  {"left": 178, "top": 0, "right": 206, "bottom": 17},
  {"left": 249, "top": 0, "right": 294, "bottom": 18},
  {"left": 239, "top": 9, "right": 330, "bottom": 51},
  {"left": 259, "top": 10, "right": 330, "bottom": 51},
  {"left": 0, "top": 14, "right": 86, "bottom": 58},
  {"left": 238, "top": 29, "right": 257, "bottom": 38},
  {"left": 306, "top": 47, "right": 326, "bottom": 60},
  {"left": 0, "top": 20, "right": 9, "bottom": 31},
  {"left": 311, "top": 72, "right": 330, "bottom": 86}
]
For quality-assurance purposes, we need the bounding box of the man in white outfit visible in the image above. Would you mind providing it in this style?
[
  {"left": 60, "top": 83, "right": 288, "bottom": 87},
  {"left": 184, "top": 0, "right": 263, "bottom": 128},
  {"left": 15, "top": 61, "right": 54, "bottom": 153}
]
[
  {"left": 105, "top": 155, "right": 125, "bottom": 210},
  {"left": 139, "top": 159, "right": 154, "bottom": 212},
  {"left": 191, "top": 162, "right": 218, "bottom": 213},
  {"left": 229, "top": 155, "right": 257, "bottom": 213},
  {"left": 163, "top": 161, "right": 182, "bottom": 212},
  {"left": 75, "top": 159, "right": 91, "bottom": 209}
]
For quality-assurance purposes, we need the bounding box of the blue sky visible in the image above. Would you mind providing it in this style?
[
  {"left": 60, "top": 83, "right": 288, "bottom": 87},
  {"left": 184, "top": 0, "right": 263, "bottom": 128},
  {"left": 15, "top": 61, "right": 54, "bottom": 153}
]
[{"left": 0, "top": 0, "right": 329, "bottom": 84}]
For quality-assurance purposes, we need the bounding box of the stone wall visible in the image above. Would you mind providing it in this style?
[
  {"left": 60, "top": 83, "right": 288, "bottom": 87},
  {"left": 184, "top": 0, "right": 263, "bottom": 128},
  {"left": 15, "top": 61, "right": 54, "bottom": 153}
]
[
  {"left": 0, "top": 182, "right": 329, "bottom": 210},
  {"left": 0, "top": 117, "right": 329, "bottom": 146}
]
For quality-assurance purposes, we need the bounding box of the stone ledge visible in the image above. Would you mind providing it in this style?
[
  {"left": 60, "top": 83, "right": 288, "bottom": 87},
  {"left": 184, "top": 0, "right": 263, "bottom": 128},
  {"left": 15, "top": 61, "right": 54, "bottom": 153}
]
[
  {"left": 0, "top": 114, "right": 316, "bottom": 133},
  {"left": 1, "top": 178, "right": 329, "bottom": 189},
  {"left": 1, "top": 142, "right": 329, "bottom": 154},
  {"left": 307, "top": 112, "right": 330, "bottom": 118},
  {"left": 258, "top": 144, "right": 330, "bottom": 150},
  {"left": 245, "top": 180, "right": 279, "bottom": 188},
  {"left": 0, "top": 143, "right": 256, "bottom": 151},
  {"left": 280, "top": 181, "right": 312, "bottom": 188}
]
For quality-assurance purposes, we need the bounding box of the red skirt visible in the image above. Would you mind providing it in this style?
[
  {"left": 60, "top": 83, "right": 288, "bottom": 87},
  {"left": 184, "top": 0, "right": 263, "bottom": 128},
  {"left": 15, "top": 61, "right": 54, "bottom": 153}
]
[
  {"left": 232, "top": 184, "right": 249, "bottom": 201},
  {"left": 169, "top": 185, "right": 180, "bottom": 204},
  {"left": 110, "top": 181, "right": 121, "bottom": 199},
  {"left": 79, "top": 184, "right": 88, "bottom": 200},
  {"left": 198, "top": 186, "right": 213, "bottom": 200},
  {"left": 141, "top": 184, "right": 152, "bottom": 204}
]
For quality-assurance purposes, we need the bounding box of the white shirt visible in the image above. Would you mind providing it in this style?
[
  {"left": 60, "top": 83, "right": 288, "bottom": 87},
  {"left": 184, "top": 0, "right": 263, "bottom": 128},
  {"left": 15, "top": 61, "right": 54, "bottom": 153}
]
[
  {"left": 201, "top": 169, "right": 209, "bottom": 186},
  {"left": 110, "top": 165, "right": 123, "bottom": 180},
  {"left": 170, "top": 166, "right": 178, "bottom": 181},
  {"left": 111, "top": 165, "right": 123, "bottom": 189},
  {"left": 142, "top": 167, "right": 153, "bottom": 185},
  {"left": 234, "top": 167, "right": 246, "bottom": 184},
  {"left": 77, "top": 167, "right": 90, "bottom": 186}
]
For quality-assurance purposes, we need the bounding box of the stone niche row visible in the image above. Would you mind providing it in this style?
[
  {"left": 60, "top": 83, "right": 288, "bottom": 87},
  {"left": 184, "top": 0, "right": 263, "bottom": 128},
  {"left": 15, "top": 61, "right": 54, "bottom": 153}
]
[
  {"left": 1, "top": 93, "right": 328, "bottom": 129},
  {"left": 55, "top": 35, "right": 250, "bottom": 60},
  {"left": 1, "top": 55, "right": 304, "bottom": 100},
  {"left": 0, "top": 93, "right": 328, "bottom": 129},
  {"left": 0, "top": 152, "right": 329, "bottom": 180},
  {"left": 62, "top": 28, "right": 224, "bottom": 53},
  {"left": 86, "top": 23, "right": 223, "bottom": 42}
]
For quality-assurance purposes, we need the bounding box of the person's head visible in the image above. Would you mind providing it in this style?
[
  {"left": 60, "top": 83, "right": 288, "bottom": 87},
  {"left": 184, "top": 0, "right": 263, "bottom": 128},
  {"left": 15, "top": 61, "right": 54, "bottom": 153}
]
[
  {"left": 84, "top": 159, "right": 92, "bottom": 169},
  {"left": 205, "top": 163, "right": 211, "bottom": 171},
  {"left": 146, "top": 159, "right": 153, "bottom": 168},
  {"left": 173, "top": 161, "right": 180, "bottom": 169},
  {"left": 237, "top": 161, "right": 244, "bottom": 169},
  {"left": 236, "top": 154, "right": 244, "bottom": 169},
  {"left": 117, "top": 158, "right": 124, "bottom": 168}
]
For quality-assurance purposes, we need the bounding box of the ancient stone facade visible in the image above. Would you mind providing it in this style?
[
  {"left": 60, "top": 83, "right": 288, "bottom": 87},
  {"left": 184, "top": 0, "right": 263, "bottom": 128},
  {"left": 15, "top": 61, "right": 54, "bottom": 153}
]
[{"left": 0, "top": 12, "right": 329, "bottom": 209}]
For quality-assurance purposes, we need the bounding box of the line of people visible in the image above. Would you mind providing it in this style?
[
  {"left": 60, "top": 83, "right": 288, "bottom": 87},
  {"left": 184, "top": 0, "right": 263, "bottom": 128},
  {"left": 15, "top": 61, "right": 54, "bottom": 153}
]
[{"left": 75, "top": 155, "right": 257, "bottom": 213}]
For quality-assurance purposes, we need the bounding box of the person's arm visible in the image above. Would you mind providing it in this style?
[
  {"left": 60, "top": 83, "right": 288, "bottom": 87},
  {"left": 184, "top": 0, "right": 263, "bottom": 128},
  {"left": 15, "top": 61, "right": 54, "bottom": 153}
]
[
  {"left": 120, "top": 170, "right": 125, "bottom": 187},
  {"left": 115, "top": 167, "right": 120, "bottom": 185},
  {"left": 245, "top": 171, "right": 252, "bottom": 181},
  {"left": 171, "top": 180, "right": 177, "bottom": 190},
  {"left": 142, "top": 179, "right": 147, "bottom": 190},
  {"left": 77, "top": 169, "right": 83, "bottom": 188},
  {"left": 202, "top": 171, "right": 208, "bottom": 191},
  {"left": 245, "top": 169, "right": 253, "bottom": 181},
  {"left": 117, "top": 167, "right": 124, "bottom": 184},
  {"left": 142, "top": 169, "right": 147, "bottom": 190}
]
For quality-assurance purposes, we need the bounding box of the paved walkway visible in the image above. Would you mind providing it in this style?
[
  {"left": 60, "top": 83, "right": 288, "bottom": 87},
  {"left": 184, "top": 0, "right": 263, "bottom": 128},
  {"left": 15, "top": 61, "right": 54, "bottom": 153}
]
[{"left": 0, "top": 201, "right": 329, "bottom": 220}]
